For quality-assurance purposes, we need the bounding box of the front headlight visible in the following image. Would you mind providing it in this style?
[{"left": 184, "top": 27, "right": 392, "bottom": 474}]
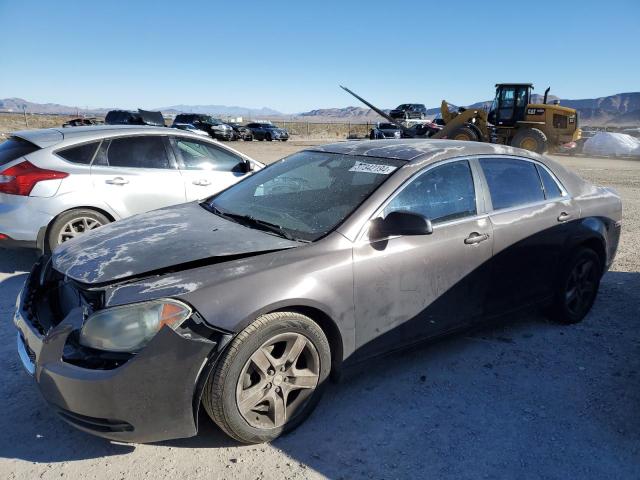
[{"left": 79, "top": 299, "right": 192, "bottom": 353}]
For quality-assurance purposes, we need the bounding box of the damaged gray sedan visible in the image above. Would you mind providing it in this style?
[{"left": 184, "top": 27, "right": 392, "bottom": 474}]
[{"left": 14, "top": 139, "right": 621, "bottom": 444}]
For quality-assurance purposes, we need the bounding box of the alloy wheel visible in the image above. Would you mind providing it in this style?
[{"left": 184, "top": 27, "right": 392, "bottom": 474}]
[
  {"left": 236, "top": 332, "right": 320, "bottom": 429},
  {"left": 57, "top": 216, "right": 103, "bottom": 244},
  {"left": 565, "top": 258, "right": 598, "bottom": 316}
]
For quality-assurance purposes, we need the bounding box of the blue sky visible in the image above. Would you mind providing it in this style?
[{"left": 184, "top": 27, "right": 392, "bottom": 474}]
[{"left": 0, "top": 0, "right": 638, "bottom": 113}]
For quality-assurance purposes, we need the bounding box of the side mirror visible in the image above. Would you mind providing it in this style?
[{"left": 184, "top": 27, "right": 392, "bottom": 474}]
[
  {"left": 239, "top": 159, "right": 255, "bottom": 173},
  {"left": 369, "top": 211, "right": 433, "bottom": 241}
]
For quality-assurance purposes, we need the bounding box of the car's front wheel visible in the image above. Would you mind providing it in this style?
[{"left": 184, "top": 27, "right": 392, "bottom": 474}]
[
  {"left": 47, "top": 208, "right": 110, "bottom": 252},
  {"left": 549, "top": 247, "right": 602, "bottom": 324},
  {"left": 202, "top": 312, "right": 331, "bottom": 443}
]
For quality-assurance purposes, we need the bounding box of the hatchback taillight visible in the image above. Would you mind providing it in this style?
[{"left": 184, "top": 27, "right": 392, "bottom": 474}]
[{"left": 0, "top": 161, "right": 68, "bottom": 196}]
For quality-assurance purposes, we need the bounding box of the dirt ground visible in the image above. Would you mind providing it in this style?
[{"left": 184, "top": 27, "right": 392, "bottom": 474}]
[{"left": 1, "top": 141, "right": 639, "bottom": 479}]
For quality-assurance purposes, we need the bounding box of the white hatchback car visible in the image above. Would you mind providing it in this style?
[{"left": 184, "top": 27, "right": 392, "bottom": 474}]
[{"left": 0, "top": 125, "right": 263, "bottom": 251}]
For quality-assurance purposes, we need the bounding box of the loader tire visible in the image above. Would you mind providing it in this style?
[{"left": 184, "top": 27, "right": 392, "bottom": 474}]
[
  {"left": 512, "top": 128, "right": 548, "bottom": 154},
  {"left": 449, "top": 125, "right": 479, "bottom": 142}
]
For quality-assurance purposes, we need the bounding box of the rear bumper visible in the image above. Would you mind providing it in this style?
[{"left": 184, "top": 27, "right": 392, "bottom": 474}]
[
  {"left": 0, "top": 194, "right": 53, "bottom": 245},
  {"left": 14, "top": 262, "right": 230, "bottom": 443}
]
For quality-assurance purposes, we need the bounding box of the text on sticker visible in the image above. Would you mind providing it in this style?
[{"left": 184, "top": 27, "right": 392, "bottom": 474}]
[{"left": 349, "top": 161, "right": 397, "bottom": 175}]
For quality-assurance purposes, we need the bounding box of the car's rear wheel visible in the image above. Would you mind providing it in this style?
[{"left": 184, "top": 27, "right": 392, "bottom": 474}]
[
  {"left": 47, "top": 208, "right": 110, "bottom": 252},
  {"left": 265, "top": 133, "right": 273, "bottom": 141},
  {"left": 202, "top": 312, "right": 331, "bottom": 444},
  {"left": 549, "top": 248, "right": 602, "bottom": 324}
]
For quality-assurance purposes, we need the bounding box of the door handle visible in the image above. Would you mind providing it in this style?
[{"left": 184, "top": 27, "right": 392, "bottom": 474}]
[
  {"left": 192, "top": 179, "right": 211, "bottom": 186},
  {"left": 557, "top": 212, "right": 572, "bottom": 222},
  {"left": 464, "top": 232, "right": 490, "bottom": 245},
  {"left": 105, "top": 177, "right": 129, "bottom": 185}
]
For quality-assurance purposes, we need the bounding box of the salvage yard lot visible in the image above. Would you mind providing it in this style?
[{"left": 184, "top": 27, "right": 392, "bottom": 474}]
[{"left": 1, "top": 142, "right": 639, "bottom": 479}]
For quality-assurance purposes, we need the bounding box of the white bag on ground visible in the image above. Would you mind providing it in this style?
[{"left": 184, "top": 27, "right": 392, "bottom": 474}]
[{"left": 583, "top": 132, "right": 640, "bottom": 157}]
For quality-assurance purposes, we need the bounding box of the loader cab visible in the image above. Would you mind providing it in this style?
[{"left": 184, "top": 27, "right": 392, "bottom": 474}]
[{"left": 488, "top": 83, "right": 532, "bottom": 127}]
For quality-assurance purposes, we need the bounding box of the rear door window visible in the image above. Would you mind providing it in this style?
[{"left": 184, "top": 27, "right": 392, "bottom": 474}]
[
  {"left": 480, "top": 158, "right": 545, "bottom": 210},
  {"left": 536, "top": 164, "right": 563, "bottom": 200},
  {"left": 0, "top": 137, "right": 40, "bottom": 166},
  {"left": 56, "top": 141, "right": 100, "bottom": 165},
  {"left": 104, "top": 136, "right": 172, "bottom": 169},
  {"left": 174, "top": 138, "right": 241, "bottom": 171},
  {"left": 384, "top": 160, "right": 477, "bottom": 224}
]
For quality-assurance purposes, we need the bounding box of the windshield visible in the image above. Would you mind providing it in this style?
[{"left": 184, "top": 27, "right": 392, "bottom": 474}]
[{"left": 208, "top": 151, "right": 403, "bottom": 241}]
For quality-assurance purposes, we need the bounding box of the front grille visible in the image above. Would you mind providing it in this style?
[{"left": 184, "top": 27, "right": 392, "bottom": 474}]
[{"left": 56, "top": 408, "right": 134, "bottom": 433}]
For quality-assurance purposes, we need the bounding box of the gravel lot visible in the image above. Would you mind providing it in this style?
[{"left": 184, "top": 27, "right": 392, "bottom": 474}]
[{"left": 1, "top": 141, "right": 639, "bottom": 479}]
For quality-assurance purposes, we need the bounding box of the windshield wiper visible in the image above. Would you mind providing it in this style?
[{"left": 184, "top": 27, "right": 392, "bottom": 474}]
[
  {"left": 204, "top": 203, "right": 307, "bottom": 242},
  {"left": 228, "top": 214, "right": 298, "bottom": 241}
]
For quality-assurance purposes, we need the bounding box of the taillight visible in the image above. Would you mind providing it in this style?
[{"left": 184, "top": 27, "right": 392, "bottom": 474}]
[{"left": 0, "top": 161, "right": 68, "bottom": 196}]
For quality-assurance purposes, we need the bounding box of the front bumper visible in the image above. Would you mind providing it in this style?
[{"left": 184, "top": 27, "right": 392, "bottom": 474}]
[
  {"left": 213, "top": 131, "right": 234, "bottom": 140},
  {"left": 14, "top": 261, "right": 231, "bottom": 443}
]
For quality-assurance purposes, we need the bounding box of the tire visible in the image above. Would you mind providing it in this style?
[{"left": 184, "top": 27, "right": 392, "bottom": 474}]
[
  {"left": 265, "top": 133, "right": 273, "bottom": 142},
  {"left": 281, "top": 138, "right": 288, "bottom": 142},
  {"left": 202, "top": 312, "right": 331, "bottom": 444},
  {"left": 47, "top": 208, "right": 110, "bottom": 252},
  {"left": 548, "top": 248, "right": 602, "bottom": 324},
  {"left": 449, "top": 125, "right": 480, "bottom": 142},
  {"left": 511, "top": 128, "right": 548, "bottom": 154}
]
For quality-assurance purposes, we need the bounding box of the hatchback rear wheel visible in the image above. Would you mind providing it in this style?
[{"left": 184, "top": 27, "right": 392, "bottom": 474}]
[
  {"left": 202, "top": 312, "right": 331, "bottom": 443},
  {"left": 47, "top": 208, "right": 110, "bottom": 252}
]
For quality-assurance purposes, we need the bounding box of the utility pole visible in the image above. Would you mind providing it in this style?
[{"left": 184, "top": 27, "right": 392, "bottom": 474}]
[{"left": 23, "top": 106, "right": 28, "bottom": 128}]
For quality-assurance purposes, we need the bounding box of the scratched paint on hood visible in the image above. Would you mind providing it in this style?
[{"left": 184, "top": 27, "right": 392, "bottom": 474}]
[{"left": 52, "top": 202, "right": 300, "bottom": 285}]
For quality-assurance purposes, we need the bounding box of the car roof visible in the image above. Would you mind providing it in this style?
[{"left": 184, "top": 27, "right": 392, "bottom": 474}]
[
  {"left": 12, "top": 125, "right": 203, "bottom": 148},
  {"left": 308, "top": 139, "right": 540, "bottom": 162}
]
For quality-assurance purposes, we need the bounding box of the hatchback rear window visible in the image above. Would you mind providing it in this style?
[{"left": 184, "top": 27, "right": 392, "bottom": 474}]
[
  {"left": 57, "top": 141, "right": 100, "bottom": 165},
  {"left": 0, "top": 136, "right": 40, "bottom": 166}
]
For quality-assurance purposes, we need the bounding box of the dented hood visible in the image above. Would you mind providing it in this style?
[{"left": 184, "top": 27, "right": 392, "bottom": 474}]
[{"left": 52, "top": 202, "right": 300, "bottom": 285}]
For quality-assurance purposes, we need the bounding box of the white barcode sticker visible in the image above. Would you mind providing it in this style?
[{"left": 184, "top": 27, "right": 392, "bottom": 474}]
[{"left": 349, "top": 161, "right": 397, "bottom": 175}]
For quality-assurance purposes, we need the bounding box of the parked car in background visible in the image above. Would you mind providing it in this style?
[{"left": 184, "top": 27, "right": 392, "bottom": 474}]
[
  {"left": 172, "top": 114, "right": 234, "bottom": 141},
  {"left": 369, "top": 122, "right": 402, "bottom": 139},
  {"left": 245, "top": 122, "right": 289, "bottom": 141},
  {"left": 0, "top": 125, "right": 262, "bottom": 252},
  {"left": 389, "top": 103, "right": 428, "bottom": 120},
  {"left": 228, "top": 122, "right": 253, "bottom": 141},
  {"left": 105, "top": 109, "right": 166, "bottom": 127},
  {"left": 62, "top": 117, "right": 103, "bottom": 128},
  {"left": 14, "top": 139, "right": 620, "bottom": 444},
  {"left": 172, "top": 123, "right": 209, "bottom": 137}
]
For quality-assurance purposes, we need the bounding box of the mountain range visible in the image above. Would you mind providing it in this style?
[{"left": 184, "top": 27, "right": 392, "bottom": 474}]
[
  {"left": 299, "top": 92, "right": 640, "bottom": 125},
  {"left": 1, "top": 92, "right": 639, "bottom": 125}
]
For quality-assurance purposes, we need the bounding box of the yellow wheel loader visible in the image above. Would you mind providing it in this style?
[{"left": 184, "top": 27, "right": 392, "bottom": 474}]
[{"left": 340, "top": 84, "right": 582, "bottom": 153}]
